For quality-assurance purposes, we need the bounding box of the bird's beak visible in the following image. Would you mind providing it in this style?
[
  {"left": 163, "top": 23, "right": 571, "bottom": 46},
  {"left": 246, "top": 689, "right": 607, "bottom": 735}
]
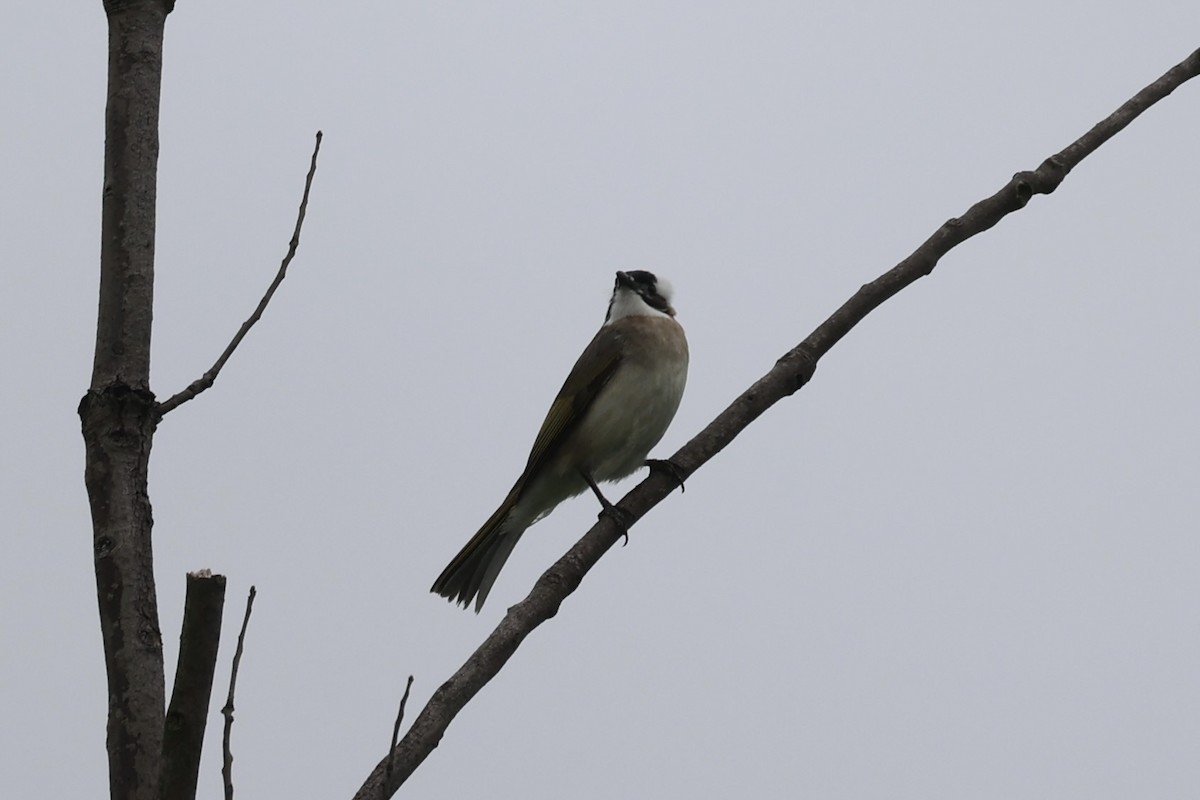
[{"left": 615, "top": 271, "right": 635, "bottom": 289}]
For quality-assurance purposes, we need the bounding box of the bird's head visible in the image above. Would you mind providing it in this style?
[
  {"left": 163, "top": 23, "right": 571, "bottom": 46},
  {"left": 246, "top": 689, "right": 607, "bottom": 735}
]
[{"left": 606, "top": 270, "right": 677, "bottom": 322}]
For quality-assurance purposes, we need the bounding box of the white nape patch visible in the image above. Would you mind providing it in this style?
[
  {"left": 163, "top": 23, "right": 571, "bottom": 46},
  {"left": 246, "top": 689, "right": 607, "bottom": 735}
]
[
  {"left": 654, "top": 277, "right": 674, "bottom": 303},
  {"left": 606, "top": 287, "right": 671, "bottom": 323}
]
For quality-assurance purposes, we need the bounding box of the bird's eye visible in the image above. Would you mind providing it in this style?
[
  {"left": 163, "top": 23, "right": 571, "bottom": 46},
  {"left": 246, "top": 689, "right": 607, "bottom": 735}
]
[{"left": 626, "top": 269, "right": 656, "bottom": 288}]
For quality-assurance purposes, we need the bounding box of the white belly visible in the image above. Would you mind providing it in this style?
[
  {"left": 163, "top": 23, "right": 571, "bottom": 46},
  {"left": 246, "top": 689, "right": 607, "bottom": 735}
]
[
  {"left": 572, "top": 355, "right": 688, "bottom": 482},
  {"left": 512, "top": 314, "right": 689, "bottom": 527}
]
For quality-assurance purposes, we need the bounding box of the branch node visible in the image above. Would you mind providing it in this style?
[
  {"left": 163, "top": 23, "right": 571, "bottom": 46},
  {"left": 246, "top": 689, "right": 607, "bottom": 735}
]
[{"left": 1014, "top": 177, "right": 1034, "bottom": 207}]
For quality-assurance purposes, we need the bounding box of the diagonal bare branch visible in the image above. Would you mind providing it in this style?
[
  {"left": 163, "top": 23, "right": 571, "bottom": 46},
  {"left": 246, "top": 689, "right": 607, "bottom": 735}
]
[
  {"left": 157, "top": 131, "right": 324, "bottom": 417},
  {"left": 351, "top": 45, "right": 1200, "bottom": 799}
]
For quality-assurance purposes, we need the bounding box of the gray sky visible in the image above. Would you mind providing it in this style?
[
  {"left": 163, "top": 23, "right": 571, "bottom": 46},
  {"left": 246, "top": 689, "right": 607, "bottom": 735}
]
[{"left": 4, "top": 3, "right": 1199, "bottom": 798}]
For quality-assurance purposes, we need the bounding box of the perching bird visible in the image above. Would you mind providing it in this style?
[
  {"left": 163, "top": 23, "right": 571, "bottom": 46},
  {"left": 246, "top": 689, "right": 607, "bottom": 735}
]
[{"left": 432, "top": 270, "right": 689, "bottom": 611}]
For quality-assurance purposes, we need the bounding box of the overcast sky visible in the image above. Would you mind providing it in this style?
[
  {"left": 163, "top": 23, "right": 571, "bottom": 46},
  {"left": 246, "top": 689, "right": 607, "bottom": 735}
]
[{"left": 3, "top": 3, "right": 1199, "bottom": 798}]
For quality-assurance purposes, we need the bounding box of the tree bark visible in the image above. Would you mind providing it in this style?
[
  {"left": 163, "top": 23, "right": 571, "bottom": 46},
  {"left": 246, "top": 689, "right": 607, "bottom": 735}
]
[
  {"left": 83, "top": 2, "right": 174, "bottom": 799},
  {"left": 160, "top": 572, "right": 226, "bottom": 800}
]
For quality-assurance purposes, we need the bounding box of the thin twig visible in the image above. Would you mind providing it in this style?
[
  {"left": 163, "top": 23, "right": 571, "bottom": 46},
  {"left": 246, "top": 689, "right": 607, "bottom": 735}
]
[
  {"left": 351, "top": 46, "right": 1200, "bottom": 800},
  {"left": 382, "top": 676, "right": 415, "bottom": 799},
  {"left": 157, "top": 131, "right": 324, "bottom": 417},
  {"left": 222, "top": 586, "right": 257, "bottom": 800}
]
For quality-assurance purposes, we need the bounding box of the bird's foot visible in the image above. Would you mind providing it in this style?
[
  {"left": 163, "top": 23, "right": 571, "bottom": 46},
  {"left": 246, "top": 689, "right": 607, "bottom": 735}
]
[
  {"left": 646, "top": 458, "right": 687, "bottom": 494},
  {"left": 580, "top": 468, "right": 634, "bottom": 546},
  {"left": 597, "top": 503, "right": 634, "bottom": 546}
]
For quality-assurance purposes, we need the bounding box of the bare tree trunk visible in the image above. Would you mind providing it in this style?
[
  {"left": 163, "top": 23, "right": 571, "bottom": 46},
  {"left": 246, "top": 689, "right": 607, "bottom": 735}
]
[{"left": 81, "top": 2, "right": 174, "bottom": 798}]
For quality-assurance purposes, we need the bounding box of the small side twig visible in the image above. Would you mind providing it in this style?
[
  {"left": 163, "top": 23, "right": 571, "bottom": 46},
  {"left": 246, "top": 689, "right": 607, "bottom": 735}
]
[
  {"left": 382, "top": 676, "right": 415, "bottom": 798},
  {"left": 222, "top": 586, "right": 257, "bottom": 800},
  {"left": 157, "top": 131, "right": 324, "bottom": 417}
]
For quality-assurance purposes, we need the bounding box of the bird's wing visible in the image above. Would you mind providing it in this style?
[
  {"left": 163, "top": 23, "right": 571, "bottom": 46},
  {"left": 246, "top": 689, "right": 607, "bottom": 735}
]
[{"left": 519, "top": 325, "right": 625, "bottom": 480}]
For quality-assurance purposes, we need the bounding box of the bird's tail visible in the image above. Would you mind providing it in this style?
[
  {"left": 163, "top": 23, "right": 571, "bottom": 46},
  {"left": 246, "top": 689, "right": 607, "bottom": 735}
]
[{"left": 431, "top": 486, "right": 526, "bottom": 612}]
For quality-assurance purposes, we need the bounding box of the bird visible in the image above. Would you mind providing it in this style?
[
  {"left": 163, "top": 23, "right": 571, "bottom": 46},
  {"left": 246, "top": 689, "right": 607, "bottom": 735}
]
[{"left": 432, "top": 270, "right": 689, "bottom": 611}]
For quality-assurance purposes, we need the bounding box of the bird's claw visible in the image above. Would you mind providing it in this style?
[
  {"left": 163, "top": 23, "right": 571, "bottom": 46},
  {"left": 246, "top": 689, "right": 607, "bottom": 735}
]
[
  {"left": 580, "top": 468, "right": 634, "bottom": 545},
  {"left": 646, "top": 458, "right": 687, "bottom": 493},
  {"left": 599, "top": 504, "right": 634, "bottom": 546}
]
